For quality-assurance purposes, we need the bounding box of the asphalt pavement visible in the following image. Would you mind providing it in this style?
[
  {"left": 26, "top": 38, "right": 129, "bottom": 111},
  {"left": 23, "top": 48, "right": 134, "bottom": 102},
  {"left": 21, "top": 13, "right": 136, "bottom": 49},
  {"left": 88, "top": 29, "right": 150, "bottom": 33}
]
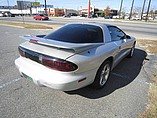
[
  {"left": 0, "top": 25, "right": 153, "bottom": 118},
  {"left": 1, "top": 16, "right": 157, "bottom": 40}
]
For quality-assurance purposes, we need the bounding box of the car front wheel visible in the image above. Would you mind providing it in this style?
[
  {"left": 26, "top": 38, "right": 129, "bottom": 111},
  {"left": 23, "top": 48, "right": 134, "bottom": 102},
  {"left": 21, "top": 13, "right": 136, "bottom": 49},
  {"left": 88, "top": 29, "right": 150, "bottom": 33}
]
[{"left": 92, "top": 60, "right": 111, "bottom": 89}]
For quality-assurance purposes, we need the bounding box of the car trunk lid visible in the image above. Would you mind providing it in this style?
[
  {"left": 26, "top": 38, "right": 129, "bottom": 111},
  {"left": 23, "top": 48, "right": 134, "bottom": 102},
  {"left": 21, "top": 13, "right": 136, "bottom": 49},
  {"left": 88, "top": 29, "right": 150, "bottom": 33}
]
[{"left": 20, "top": 35, "right": 103, "bottom": 60}]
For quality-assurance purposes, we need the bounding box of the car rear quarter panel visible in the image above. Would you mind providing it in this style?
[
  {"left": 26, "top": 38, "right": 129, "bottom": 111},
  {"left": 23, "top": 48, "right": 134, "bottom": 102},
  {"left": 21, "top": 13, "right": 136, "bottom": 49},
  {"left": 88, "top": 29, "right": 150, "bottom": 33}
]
[{"left": 67, "top": 42, "right": 118, "bottom": 75}]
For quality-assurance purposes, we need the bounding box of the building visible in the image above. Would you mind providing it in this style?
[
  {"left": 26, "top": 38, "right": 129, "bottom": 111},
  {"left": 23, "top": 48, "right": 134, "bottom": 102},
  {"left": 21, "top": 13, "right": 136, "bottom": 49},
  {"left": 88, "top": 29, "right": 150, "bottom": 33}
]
[
  {"left": 49, "top": 9, "right": 78, "bottom": 16},
  {"left": 0, "top": 5, "right": 78, "bottom": 17},
  {"left": 80, "top": 5, "right": 118, "bottom": 17}
]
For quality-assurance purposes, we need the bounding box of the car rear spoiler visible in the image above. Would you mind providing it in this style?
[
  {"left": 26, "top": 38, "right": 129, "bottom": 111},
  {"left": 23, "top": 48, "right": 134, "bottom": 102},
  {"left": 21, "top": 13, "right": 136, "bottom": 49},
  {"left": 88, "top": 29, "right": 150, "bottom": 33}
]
[{"left": 20, "top": 35, "right": 103, "bottom": 52}]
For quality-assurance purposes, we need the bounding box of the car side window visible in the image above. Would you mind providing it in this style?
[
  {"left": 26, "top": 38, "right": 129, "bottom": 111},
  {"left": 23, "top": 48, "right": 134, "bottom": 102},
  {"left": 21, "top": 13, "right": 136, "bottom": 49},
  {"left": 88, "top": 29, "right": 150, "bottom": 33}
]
[{"left": 108, "top": 26, "right": 125, "bottom": 41}]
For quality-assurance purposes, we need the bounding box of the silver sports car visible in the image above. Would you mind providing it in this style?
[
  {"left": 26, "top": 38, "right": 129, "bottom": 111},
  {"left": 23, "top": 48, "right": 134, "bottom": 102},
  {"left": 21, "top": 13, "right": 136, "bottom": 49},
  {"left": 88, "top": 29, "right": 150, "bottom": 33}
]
[{"left": 15, "top": 23, "right": 136, "bottom": 91}]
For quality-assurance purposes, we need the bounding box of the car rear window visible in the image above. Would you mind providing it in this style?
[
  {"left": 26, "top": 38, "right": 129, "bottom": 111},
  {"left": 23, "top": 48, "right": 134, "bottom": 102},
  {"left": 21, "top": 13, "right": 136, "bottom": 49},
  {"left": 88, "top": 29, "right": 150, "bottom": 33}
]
[{"left": 44, "top": 24, "right": 103, "bottom": 43}]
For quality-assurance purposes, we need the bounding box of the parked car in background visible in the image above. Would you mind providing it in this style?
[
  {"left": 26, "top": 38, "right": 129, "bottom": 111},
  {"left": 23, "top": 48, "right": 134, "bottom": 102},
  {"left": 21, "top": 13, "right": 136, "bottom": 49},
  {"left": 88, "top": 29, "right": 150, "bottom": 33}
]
[
  {"left": 15, "top": 23, "right": 136, "bottom": 91},
  {"left": 0, "top": 13, "right": 3, "bottom": 17},
  {"left": 142, "top": 16, "right": 154, "bottom": 20},
  {"left": 131, "top": 17, "right": 141, "bottom": 20},
  {"left": 89, "top": 14, "right": 98, "bottom": 18},
  {"left": 80, "top": 14, "right": 86, "bottom": 17},
  {"left": 63, "top": 14, "right": 71, "bottom": 18},
  {"left": 7, "top": 13, "right": 15, "bottom": 17},
  {"left": 33, "top": 14, "right": 49, "bottom": 20},
  {"left": 112, "top": 15, "right": 119, "bottom": 19},
  {"left": 64, "top": 13, "right": 78, "bottom": 17},
  {"left": 0, "top": 12, "right": 15, "bottom": 17},
  {"left": 104, "top": 15, "right": 113, "bottom": 19}
]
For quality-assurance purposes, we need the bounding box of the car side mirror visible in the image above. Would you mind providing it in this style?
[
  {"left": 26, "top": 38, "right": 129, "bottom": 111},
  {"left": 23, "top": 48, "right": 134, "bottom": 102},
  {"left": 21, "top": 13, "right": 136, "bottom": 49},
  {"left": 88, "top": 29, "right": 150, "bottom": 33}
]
[{"left": 126, "top": 35, "right": 131, "bottom": 39}]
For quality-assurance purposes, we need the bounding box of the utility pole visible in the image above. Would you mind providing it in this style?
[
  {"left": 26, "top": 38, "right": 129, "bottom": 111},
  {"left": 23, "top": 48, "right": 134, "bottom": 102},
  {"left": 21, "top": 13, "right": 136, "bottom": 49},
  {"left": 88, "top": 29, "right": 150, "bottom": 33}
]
[
  {"left": 129, "top": 0, "right": 135, "bottom": 20},
  {"left": 141, "top": 0, "right": 146, "bottom": 20},
  {"left": 87, "top": 0, "right": 91, "bottom": 18},
  {"left": 119, "top": 0, "right": 123, "bottom": 19},
  {"left": 35, "top": 0, "right": 37, "bottom": 14},
  {"left": 146, "top": 0, "right": 152, "bottom": 22},
  {"left": 44, "top": 0, "right": 47, "bottom": 15}
]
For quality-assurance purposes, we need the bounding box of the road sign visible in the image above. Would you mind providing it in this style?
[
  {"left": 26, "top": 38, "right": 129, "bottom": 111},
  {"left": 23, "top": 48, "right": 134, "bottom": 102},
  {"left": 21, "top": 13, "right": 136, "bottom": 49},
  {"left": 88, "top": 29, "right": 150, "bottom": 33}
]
[
  {"left": 17, "top": 1, "right": 31, "bottom": 10},
  {"left": 33, "top": 2, "right": 40, "bottom": 7}
]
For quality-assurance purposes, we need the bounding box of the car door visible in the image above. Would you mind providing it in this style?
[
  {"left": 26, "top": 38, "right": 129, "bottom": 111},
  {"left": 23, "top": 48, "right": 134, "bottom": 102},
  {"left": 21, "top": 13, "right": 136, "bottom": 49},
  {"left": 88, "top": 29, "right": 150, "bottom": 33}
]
[{"left": 108, "top": 26, "right": 130, "bottom": 65}]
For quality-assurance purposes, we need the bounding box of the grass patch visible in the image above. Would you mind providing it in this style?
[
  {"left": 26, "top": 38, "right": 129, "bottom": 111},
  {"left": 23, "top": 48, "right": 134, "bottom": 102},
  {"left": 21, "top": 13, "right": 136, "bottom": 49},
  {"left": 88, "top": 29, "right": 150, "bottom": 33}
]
[
  {"left": 137, "top": 39, "right": 157, "bottom": 54},
  {"left": 138, "top": 39, "right": 157, "bottom": 118},
  {"left": 139, "top": 85, "right": 157, "bottom": 118},
  {"left": 0, "top": 21, "right": 53, "bottom": 29}
]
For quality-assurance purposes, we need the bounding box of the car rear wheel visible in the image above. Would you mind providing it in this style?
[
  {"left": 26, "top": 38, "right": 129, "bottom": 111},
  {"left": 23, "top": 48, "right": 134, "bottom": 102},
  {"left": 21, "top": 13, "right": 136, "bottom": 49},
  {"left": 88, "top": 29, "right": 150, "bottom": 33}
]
[
  {"left": 92, "top": 60, "right": 111, "bottom": 89},
  {"left": 128, "top": 43, "right": 135, "bottom": 58}
]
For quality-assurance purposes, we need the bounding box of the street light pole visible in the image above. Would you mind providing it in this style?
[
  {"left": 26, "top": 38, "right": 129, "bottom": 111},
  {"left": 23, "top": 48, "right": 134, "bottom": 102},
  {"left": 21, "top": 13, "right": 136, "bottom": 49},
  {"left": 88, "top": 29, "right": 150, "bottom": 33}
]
[{"left": 119, "top": 0, "right": 123, "bottom": 19}]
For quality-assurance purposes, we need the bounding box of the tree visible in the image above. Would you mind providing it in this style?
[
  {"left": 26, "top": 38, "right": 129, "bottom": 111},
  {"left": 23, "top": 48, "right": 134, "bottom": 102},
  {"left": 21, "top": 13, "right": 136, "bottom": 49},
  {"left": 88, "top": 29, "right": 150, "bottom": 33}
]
[
  {"left": 149, "top": 10, "right": 155, "bottom": 18},
  {"left": 132, "top": 6, "right": 141, "bottom": 17},
  {"left": 146, "top": 0, "right": 152, "bottom": 21},
  {"left": 121, "top": 7, "right": 127, "bottom": 19},
  {"left": 119, "top": 0, "right": 123, "bottom": 18},
  {"left": 141, "top": 0, "right": 146, "bottom": 20},
  {"left": 129, "top": 0, "right": 135, "bottom": 19},
  {"left": 105, "top": 6, "right": 110, "bottom": 16},
  {"left": 133, "top": 7, "right": 141, "bottom": 13}
]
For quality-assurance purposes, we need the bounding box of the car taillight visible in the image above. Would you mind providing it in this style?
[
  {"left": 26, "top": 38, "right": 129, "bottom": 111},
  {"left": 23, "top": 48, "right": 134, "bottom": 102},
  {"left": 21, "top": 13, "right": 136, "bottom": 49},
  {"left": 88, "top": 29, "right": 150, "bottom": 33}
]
[
  {"left": 29, "top": 39, "right": 38, "bottom": 43},
  {"left": 40, "top": 56, "right": 78, "bottom": 72},
  {"left": 18, "top": 46, "right": 78, "bottom": 72}
]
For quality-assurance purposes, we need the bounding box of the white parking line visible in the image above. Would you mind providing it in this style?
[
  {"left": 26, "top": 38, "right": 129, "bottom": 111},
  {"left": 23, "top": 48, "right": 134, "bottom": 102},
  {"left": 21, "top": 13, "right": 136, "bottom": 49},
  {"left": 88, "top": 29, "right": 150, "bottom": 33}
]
[{"left": 0, "top": 78, "right": 21, "bottom": 89}]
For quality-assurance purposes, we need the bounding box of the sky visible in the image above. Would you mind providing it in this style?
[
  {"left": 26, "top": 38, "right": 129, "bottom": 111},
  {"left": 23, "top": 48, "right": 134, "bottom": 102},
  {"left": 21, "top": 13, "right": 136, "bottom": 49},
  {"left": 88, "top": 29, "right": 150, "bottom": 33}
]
[{"left": 0, "top": 0, "right": 156, "bottom": 11}]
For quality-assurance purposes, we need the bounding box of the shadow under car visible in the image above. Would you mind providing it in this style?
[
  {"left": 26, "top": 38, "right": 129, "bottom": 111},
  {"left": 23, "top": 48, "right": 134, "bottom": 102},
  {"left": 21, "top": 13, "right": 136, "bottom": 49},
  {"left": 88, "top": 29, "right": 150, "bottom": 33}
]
[{"left": 66, "top": 48, "right": 147, "bottom": 99}]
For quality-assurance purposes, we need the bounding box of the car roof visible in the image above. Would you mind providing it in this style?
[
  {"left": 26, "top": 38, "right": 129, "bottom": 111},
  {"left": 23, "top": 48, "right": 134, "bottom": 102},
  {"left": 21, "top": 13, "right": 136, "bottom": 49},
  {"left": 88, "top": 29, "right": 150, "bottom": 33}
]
[{"left": 66, "top": 22, "right": 114, "bottom": 27}]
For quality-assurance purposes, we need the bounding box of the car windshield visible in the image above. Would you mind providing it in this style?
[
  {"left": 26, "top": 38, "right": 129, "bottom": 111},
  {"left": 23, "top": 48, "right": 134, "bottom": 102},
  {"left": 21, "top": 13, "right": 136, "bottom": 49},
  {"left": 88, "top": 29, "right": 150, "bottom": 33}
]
[{"left": 44, "top": 24, "right": 103, "bottom": 43}]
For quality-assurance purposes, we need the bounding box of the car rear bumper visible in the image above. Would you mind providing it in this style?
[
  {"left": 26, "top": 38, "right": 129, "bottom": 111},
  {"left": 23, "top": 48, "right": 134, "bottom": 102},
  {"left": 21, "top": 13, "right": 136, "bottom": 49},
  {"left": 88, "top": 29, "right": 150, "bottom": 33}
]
[
  {"left": 42, "top": 17, "right": 49, "bottom": 20},
  {"left": 15, "top": 57, "right": 96, "bottom": 91}
]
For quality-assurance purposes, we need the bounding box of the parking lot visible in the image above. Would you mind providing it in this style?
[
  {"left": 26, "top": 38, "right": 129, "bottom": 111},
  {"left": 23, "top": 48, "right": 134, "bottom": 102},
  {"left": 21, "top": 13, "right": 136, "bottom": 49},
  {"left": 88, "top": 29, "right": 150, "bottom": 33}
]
[{"left": 0, "top": 25, "right": 151, "bottom": 117}]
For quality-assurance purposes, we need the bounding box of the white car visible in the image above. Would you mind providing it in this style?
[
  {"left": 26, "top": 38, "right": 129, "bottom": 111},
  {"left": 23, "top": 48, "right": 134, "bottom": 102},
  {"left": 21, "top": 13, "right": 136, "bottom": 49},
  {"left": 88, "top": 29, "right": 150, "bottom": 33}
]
[
  {"left": 132, "top": 17, "right": 141, "bottom": 20},
  {"left": 15, "top": 23, "right": 136, "bottom": 91}
]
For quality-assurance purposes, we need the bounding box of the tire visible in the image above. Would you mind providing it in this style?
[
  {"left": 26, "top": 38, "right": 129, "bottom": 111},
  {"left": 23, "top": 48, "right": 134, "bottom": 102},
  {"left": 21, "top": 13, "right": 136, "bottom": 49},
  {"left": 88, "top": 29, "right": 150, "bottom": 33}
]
[
  {"left": 127, "top": 43, "right": 135, "bottom": 58},
  {"left": 92, "top": 60, "right": 111, "bottom": 89}
]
